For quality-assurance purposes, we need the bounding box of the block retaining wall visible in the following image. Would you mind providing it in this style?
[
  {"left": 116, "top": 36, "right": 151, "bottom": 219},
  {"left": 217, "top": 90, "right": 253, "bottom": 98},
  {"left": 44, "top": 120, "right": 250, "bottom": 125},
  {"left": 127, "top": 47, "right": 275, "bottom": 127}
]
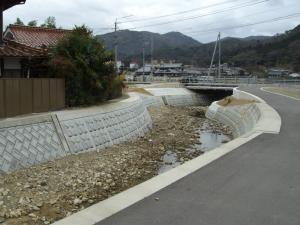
[{"left": 0, "top": 93, "right": 207, "bottom": 173}]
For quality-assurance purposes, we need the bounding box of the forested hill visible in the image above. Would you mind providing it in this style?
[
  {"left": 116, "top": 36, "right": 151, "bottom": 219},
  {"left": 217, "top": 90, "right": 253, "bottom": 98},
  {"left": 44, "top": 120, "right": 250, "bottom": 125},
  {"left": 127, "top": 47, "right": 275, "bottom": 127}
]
[
  {"left": 97, "top": 25, "right": 300, "bottom": 72},
  {"left": 97, "top": 30, "right": 201, "bottom": 62},
  {"left": 226, "top": 25, "right": 300, "bottom": 71}
]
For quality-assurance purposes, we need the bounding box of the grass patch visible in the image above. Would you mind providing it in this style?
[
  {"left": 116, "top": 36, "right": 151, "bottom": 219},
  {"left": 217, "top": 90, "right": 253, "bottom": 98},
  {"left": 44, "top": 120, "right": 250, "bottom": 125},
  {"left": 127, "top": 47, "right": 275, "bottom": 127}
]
[
  {"left": 264, "top": 87, "right": 300, "bottom": 99},
  {"left": 127, "top": 87, "right": 153, "bottom": 96}
]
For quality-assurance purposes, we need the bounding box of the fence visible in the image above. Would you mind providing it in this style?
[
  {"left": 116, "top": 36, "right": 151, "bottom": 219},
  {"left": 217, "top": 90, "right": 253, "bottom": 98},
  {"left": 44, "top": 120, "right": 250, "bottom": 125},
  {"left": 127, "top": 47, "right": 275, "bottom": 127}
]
[{"left": 0, "top": 78, "right": 65, "bottom": 118}]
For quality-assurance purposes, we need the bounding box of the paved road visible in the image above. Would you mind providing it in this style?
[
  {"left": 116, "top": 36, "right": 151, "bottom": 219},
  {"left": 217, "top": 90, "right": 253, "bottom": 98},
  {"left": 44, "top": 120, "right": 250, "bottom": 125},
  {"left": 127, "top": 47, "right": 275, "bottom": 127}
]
[{"left": 96, "top": 87, "right": 300, "bottom": 225}]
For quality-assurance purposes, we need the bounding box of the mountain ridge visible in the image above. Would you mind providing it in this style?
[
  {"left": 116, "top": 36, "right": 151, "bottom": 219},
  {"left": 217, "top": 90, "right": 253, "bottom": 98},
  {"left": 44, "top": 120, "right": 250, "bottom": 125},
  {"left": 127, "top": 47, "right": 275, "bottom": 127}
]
[{"left": 97, "top": 25, "right": 300, "bottom": 72}]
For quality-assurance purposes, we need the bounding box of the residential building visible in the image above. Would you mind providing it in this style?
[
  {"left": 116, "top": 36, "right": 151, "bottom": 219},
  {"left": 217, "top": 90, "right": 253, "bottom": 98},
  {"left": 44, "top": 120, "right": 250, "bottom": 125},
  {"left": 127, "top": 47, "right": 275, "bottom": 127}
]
[
  {"left": 289, "top": 73, "right": 300, "bottom": 78},
  {"left": 135, "top": 63, "right": 184, "bottom": 77},
  {"left": 135, "top": 64, "right": 153, "bottom": 76},
  {"left": 129, "top": 62, "right": 139, "bottom": 70},
  {"left": 1, "top": 25, "right": 70, "bottom": 78},
  {"left": 268, "top": 68, "right": 290, "bottom": 78}
]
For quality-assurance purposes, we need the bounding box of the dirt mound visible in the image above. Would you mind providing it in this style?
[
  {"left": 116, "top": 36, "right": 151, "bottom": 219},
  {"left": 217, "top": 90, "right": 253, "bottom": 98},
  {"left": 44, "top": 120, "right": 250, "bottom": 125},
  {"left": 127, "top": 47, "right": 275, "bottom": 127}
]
[{"left": 218, "top": 96, "right": 257, "bottom": 107}]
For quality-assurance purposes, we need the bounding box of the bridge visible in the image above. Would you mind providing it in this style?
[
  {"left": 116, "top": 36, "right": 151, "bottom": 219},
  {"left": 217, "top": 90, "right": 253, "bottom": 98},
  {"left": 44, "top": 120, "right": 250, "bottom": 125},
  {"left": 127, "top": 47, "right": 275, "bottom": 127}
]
[{"left": 185, "top": 83, "right": 237, "bottom": 91}]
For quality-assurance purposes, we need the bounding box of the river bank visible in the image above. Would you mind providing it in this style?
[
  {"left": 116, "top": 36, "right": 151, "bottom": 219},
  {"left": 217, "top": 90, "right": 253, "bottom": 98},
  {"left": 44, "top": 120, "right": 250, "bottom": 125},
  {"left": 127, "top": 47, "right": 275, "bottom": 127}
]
[{"left": 0, "top": 105, "right": 232, "bottom": 225}]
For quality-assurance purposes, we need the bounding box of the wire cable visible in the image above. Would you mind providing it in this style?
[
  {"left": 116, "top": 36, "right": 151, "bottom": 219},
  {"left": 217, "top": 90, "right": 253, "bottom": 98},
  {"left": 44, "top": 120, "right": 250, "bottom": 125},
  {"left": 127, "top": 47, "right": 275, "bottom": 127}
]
[
  {"left": 118, "top": 0, "right": 244, "bottom": 24},
  {"left": 123, "top": 0, "right": 270, "bottom": 30},
  {"left": 187, "top": 13, "right": 300, "bottom": 34}
]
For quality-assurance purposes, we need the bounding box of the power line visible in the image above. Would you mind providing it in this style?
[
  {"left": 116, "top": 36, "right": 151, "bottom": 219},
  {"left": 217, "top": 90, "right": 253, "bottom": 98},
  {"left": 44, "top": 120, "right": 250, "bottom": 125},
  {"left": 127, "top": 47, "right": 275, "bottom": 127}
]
[
  {"left": 123, "top": 0, "right": 270, "bottom": 30},
  {"left": 118, "top": 0, "right": 243, "bottom": 24},
  {"left": 186, "top": 13, "right": 300, "bottom": 34},
  {"left": 180, "top": 2, "right": 297, "bottom": 32}
]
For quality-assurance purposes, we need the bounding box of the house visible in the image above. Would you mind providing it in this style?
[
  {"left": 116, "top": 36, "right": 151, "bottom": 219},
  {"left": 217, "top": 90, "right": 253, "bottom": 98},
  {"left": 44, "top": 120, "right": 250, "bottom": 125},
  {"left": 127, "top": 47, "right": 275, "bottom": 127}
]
[
  {"left": 289, "top": 73, "right": 300, "bottom": 78},
  {"left": 129, "top": 62, "right": 139, "bottom": 70},
  {"left": 0, "top": 25, "right": 70, "bottom": 78},
  {"left": 268, "top": 68, "right": 290, "bottom": 78},
  {"left": 0, "top": 40, "right": 46, "bottom": 77},
  {"left": 135, "top": 64, "right": 153, "bottom": 76}
]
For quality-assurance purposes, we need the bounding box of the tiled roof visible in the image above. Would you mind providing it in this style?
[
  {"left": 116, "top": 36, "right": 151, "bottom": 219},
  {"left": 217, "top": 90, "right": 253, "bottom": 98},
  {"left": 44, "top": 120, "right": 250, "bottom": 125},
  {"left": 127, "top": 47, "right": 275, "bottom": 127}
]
[
  {"left": 4, "top": 25, "right": 70, "bottom": 49},
  {"left": 0, "top": 40, "right": 46, "bottom": 57}
]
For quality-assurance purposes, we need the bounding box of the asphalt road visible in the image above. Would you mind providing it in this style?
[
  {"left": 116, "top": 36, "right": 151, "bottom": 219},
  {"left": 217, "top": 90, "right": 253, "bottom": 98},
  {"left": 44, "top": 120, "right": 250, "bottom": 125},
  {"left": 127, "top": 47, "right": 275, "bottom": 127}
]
[{"left": 95, "top": 87, "right": 300, "bottom": 225}]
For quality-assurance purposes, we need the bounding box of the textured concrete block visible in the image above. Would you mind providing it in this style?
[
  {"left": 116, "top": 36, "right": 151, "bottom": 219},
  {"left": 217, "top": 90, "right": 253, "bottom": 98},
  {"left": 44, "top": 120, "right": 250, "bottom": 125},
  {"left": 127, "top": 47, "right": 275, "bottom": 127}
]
[{"left": 206, "top": 94, "right": 261, "bottom": 138}]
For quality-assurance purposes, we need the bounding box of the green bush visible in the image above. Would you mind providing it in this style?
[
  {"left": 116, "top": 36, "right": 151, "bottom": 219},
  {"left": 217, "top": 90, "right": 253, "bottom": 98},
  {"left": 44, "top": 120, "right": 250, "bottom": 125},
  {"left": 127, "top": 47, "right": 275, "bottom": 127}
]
[{"left": 49, "top": 25, "right": 121, "bottom": 107}]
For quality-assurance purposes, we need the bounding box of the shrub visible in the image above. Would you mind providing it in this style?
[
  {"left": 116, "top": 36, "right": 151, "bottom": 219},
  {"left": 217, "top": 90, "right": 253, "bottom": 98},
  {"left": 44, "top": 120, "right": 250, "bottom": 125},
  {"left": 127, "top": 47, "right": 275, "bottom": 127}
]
[{"left": 49, "top": 25, "right": 121, "bottom": 106}]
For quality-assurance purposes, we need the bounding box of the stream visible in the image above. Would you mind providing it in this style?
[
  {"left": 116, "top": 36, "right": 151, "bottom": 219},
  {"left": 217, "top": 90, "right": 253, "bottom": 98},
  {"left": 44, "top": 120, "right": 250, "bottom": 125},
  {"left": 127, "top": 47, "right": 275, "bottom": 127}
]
[{"left": 158, "top": 119, "right": 232, "bottom": 174}]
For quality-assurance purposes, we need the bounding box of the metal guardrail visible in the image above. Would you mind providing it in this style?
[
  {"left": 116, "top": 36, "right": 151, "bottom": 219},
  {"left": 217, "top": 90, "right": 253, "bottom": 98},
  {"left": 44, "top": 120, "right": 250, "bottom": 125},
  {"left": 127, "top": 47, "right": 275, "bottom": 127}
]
[
  {"left": 130, "top": 75, "right": 300, "bottom": 85},
  {"left": 180, "top": 77, "right": 300, "bottom": 85}
]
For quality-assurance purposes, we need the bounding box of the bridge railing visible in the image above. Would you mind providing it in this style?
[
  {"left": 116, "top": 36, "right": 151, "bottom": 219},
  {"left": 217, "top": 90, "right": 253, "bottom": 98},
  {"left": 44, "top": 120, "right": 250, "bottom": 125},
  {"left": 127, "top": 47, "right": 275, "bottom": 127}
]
[{"left": 180, "top": 76, "right": 300, "bottom": 86}]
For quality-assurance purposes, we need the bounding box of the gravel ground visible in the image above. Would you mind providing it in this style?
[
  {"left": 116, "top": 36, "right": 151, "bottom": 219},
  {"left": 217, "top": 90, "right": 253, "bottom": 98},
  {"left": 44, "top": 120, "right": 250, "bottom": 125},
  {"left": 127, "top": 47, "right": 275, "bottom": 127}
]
[{"left": 0, "top": 106, "right": 232, "bottom": 225}]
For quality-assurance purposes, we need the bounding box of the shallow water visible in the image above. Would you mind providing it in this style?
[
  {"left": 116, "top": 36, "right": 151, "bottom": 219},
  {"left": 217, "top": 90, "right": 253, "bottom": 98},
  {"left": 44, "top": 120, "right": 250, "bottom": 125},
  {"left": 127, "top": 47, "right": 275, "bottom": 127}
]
[
  {"left": 158, "top": 151, "right": 181, "bottom": 174},
  {"left": 158, "top": 119, "right": 232, "bottom": 174}
]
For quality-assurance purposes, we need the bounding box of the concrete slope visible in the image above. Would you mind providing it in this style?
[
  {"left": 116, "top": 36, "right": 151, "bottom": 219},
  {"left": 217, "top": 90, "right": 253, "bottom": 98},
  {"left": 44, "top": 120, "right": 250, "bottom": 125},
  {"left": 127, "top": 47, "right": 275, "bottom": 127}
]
[{"left": 94, "top": 87, "right": 300, "bottom": 225}]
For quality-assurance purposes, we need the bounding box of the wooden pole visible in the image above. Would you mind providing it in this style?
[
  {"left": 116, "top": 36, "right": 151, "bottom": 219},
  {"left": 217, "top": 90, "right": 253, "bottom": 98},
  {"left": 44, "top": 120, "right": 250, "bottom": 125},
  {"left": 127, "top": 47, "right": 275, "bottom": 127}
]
[{"left": 0, "top": 4, "right": 3, "bottom": 47}]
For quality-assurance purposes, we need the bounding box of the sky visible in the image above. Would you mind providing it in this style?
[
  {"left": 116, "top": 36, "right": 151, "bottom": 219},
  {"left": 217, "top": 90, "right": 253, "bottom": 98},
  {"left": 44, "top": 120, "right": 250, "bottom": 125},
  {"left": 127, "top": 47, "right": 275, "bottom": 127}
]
[{"left": 4, "top": 0, "right": 300, "bottom": 43}]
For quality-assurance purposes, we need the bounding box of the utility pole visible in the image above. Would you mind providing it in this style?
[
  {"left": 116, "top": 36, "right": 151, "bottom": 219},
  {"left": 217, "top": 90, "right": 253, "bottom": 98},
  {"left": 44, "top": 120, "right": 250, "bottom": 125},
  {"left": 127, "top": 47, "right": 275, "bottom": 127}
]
[
  {"left": 208, "top": 32, "right": 221, "bottom": 79},
  {"left": 150, "top": 35, "right": 154, "bottom": 76},
  {"left": 113, "top": 15, "right": 133, "bottom": 76},
  {"left": 114, "top": 19, "right": 118, "bottom": 75},
  {"left": 142, "top": 46, "right": 145, "bottom": 81},
  {"left": 218, "top": 32, "right": 221, "bottom": 79}
]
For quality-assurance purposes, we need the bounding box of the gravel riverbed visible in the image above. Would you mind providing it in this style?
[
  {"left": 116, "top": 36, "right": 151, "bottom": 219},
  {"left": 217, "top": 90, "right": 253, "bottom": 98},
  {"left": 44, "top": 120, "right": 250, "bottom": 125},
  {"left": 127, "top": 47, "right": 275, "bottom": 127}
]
[{"left": 0, "top": 106, "right": 233, "bottom": 225}]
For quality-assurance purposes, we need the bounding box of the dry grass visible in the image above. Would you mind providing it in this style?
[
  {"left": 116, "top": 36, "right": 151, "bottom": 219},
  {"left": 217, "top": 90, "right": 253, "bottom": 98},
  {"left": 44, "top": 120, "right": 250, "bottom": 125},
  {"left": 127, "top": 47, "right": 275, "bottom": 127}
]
[
  {"left": 264, "top": 87, "right": 300, "bottom": 99},
  {"left": 218, "top": 96, "right": 256, "bottom": 107},
  {"left": 127, "top": 87, "right": 153, "bottom": 96}
]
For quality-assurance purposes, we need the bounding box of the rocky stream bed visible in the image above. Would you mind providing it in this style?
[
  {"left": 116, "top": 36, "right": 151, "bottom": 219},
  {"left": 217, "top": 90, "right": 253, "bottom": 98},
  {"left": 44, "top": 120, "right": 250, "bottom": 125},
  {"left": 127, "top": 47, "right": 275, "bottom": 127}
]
[{"left": 0, "top": 106, "right": 233, "bottom": 225}]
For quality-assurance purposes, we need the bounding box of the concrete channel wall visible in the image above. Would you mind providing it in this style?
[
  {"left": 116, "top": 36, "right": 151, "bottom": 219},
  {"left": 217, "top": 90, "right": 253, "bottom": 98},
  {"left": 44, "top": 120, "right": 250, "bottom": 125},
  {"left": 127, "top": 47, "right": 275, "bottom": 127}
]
[
  {"left": 206, "top": 102, "right": 261, "bottom": 138},
  {"left": 206, "top": 88, "right": 279, "bottom": 138},
  {"left": 0, "top": 92, "right": 208, "bottom": 173}
]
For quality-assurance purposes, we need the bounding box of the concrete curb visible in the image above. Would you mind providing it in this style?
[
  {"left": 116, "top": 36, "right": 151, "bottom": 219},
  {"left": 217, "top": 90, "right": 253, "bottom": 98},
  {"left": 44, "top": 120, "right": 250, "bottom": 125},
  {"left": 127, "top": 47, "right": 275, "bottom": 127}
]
[{"left": 52, "top": 90, "right": 282, "bottom": 225}]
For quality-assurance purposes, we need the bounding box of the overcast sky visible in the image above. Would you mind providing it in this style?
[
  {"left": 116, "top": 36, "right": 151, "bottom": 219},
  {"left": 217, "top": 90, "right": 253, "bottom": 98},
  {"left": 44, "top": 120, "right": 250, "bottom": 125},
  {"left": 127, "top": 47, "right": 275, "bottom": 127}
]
[{"left": 4, "top": 0, "right": 300, "bottom": 43}]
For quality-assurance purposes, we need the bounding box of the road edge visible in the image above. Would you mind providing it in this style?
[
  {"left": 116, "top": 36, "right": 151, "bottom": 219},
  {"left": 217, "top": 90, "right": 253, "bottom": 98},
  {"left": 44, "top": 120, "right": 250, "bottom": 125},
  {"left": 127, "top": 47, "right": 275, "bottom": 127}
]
[{"left": 261, "top": 87, "right": 300, "bottom": 101}]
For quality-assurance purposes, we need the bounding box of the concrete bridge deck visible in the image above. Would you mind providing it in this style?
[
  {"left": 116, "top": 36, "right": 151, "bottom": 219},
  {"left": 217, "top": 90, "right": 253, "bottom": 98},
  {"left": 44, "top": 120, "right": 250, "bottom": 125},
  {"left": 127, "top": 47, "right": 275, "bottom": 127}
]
[
  {"left": 92, "top": 87, "right": 300, "bottom": 225},
  {"left": 184, "top": 83, "right": 238, "bottom": 91}
]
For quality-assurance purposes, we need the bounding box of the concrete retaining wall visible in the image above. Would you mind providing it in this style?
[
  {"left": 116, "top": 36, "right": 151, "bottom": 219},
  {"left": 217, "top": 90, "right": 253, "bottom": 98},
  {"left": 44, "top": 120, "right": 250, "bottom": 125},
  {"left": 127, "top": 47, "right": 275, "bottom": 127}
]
[
  {"left": 0, "top": 115, "right": 69, "bottom": 173},
  {"left": 163, "top": 94, "right": 209, "bottom": 106},
  {"left": 206, "top": 102, "right": 261, "bottom": 137},
  {"left": 0, "top": 92, "right": 208, "bottom": 173},
  {"left": 58, "top": 100, "right": 153, "bottom": 153},
  {"left": 206, "top": 88, "right": 281, "bottom": 138}
]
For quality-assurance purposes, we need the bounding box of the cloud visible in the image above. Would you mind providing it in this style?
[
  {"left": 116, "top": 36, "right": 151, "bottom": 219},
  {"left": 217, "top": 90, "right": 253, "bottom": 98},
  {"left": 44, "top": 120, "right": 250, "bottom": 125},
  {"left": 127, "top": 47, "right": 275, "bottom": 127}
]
[{"left": 3, "top": 0, "right": 300, "bottom": 42}]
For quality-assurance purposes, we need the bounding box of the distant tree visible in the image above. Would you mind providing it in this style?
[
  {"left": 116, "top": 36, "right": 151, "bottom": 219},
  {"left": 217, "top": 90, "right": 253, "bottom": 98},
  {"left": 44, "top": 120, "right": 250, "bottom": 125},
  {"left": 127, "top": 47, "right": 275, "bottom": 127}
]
[
  {"left": 41, "top": 16, "right": 56, "bottom": 28},
  {"left": 50, "top": 25, "right": 122, "bottom": 106},
  {"left": 28, "top": 20, "right": 38, "bottom": 27},
  {"left": 14, "top": 18, "right": 24, "bottom": 26}
]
